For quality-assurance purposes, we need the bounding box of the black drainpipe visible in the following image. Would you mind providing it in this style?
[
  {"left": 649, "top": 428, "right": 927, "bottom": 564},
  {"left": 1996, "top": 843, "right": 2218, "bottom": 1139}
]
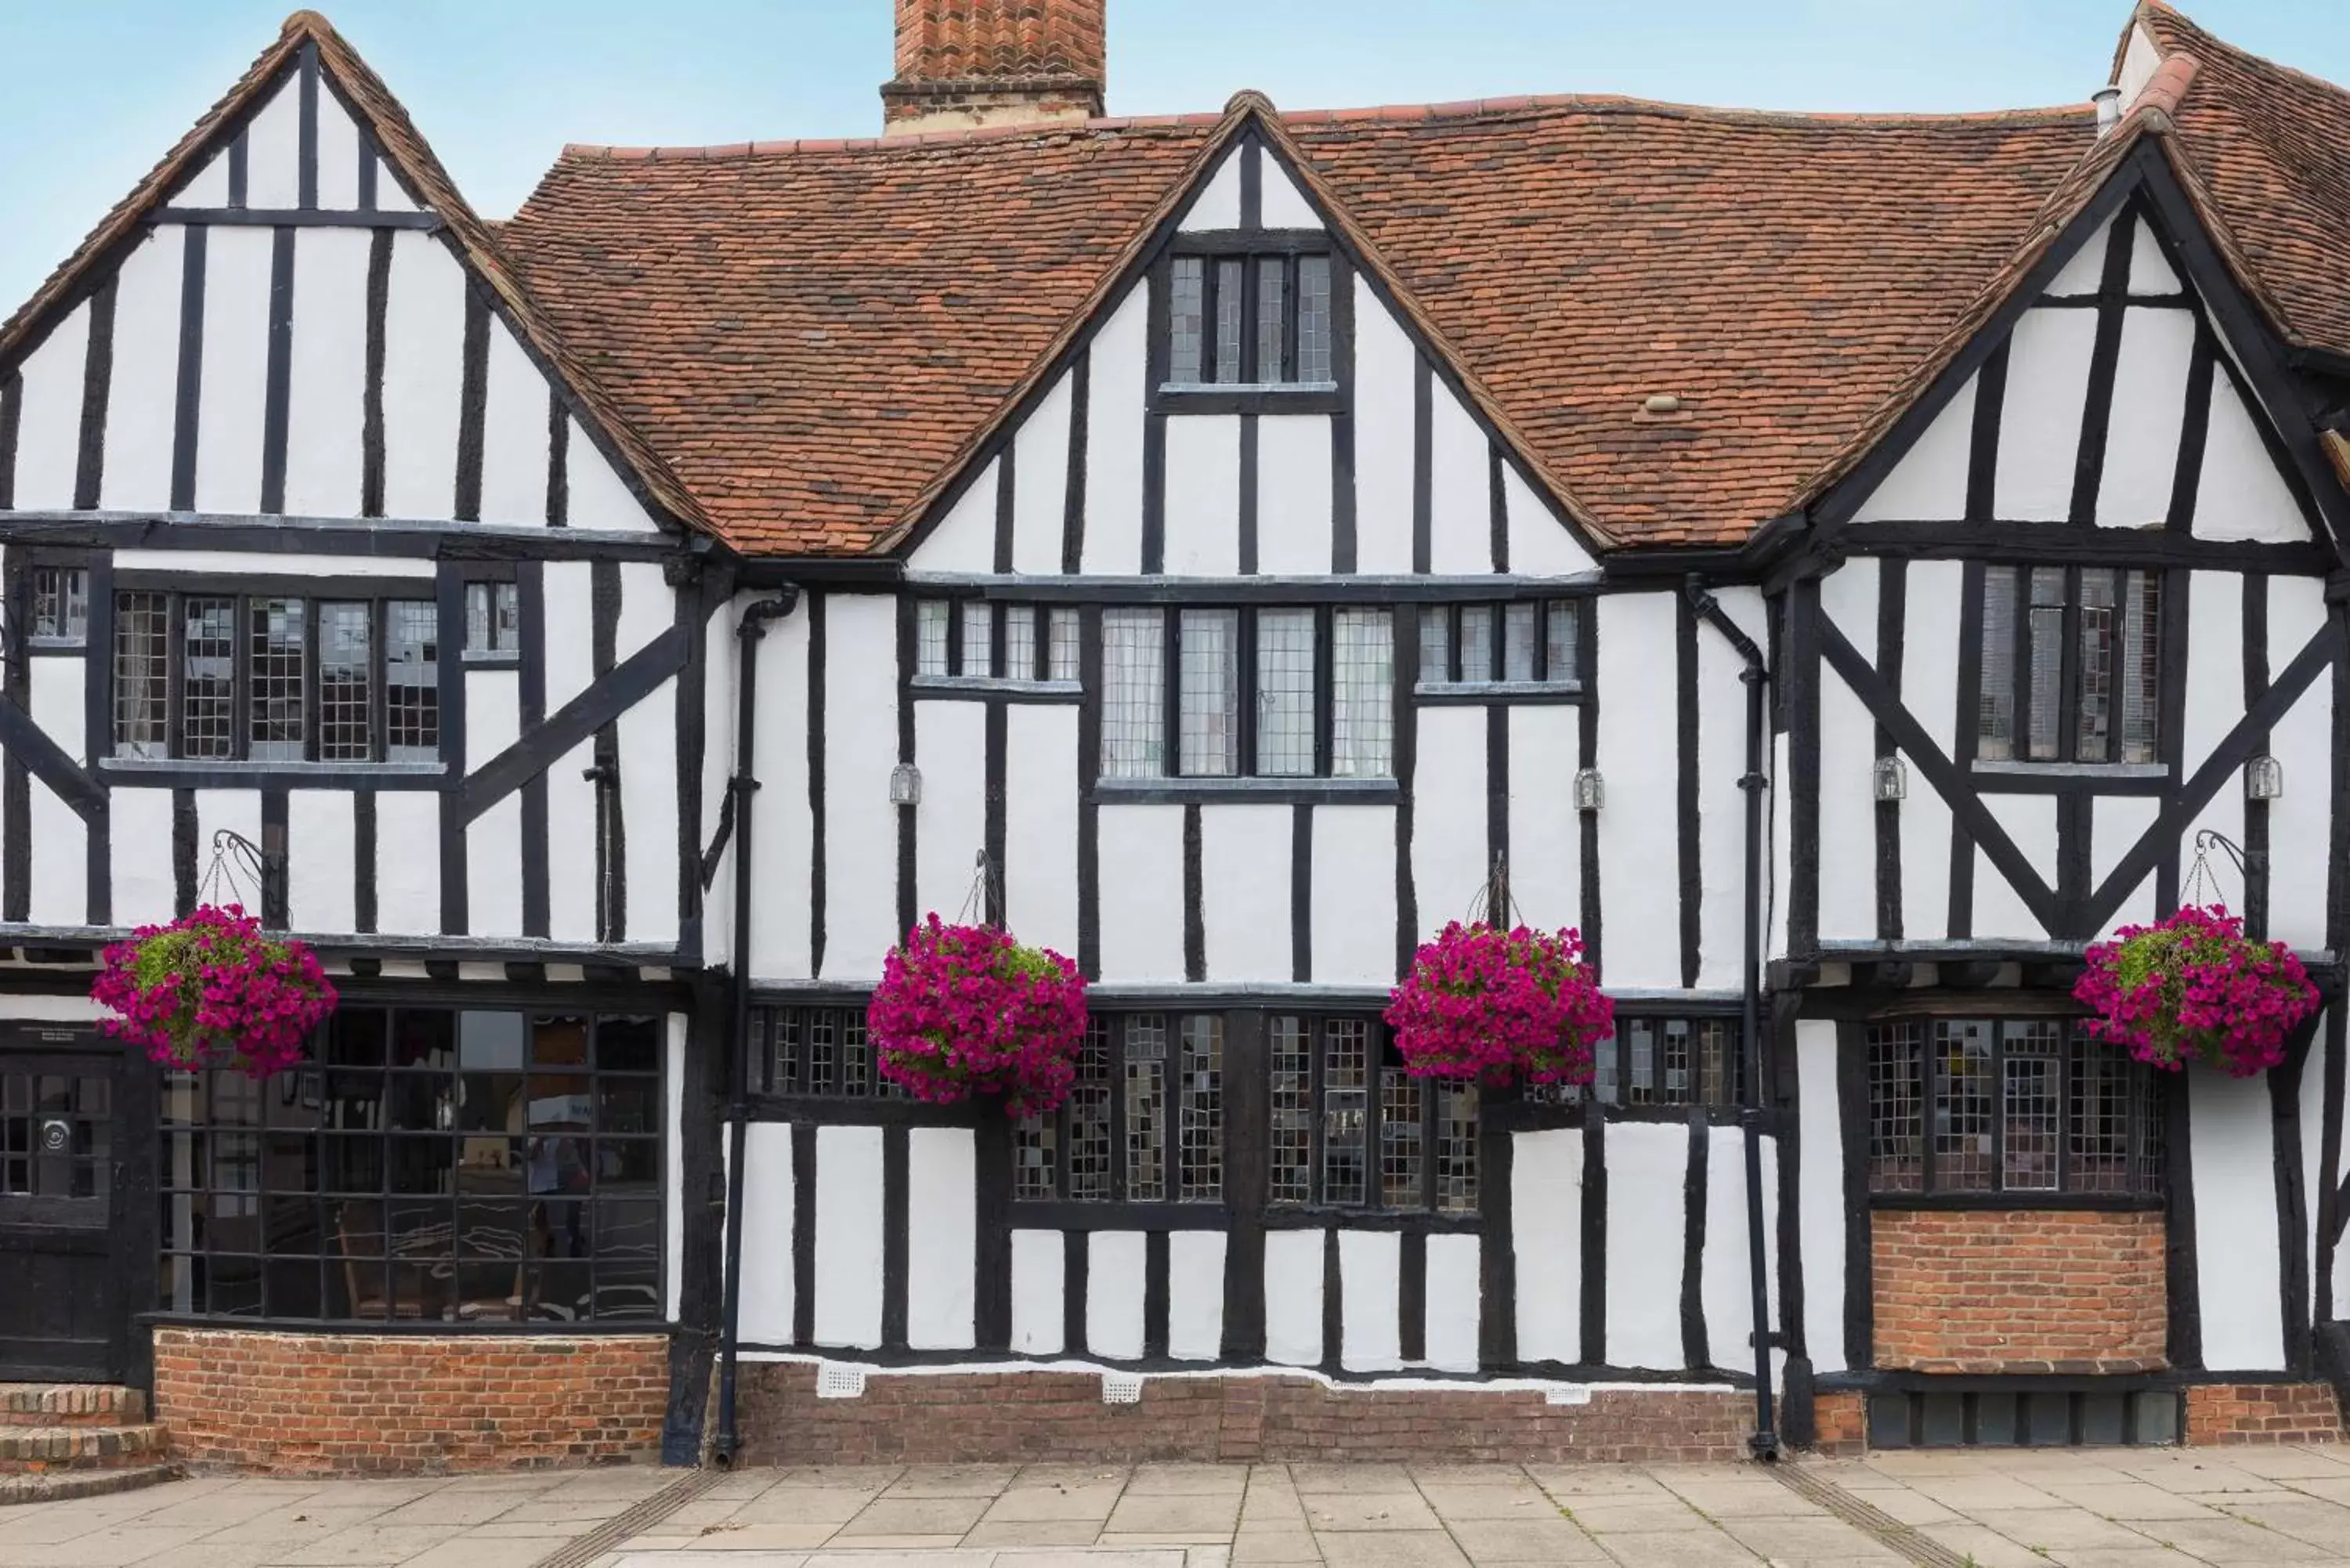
[
  {"left": 1684, "top": 576, "right": 1779, "bottom": 1461},
  {"left": 714, "top": 588, "right": 800, "bottom": 1467}
]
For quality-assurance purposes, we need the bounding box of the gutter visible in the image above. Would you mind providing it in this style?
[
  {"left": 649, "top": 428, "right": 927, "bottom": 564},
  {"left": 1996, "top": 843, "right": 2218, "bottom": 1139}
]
[
  {"left": 713, "top": 587, "right": 801, "bottom": 1466},
  {"left": 1683, "top": 575, "right": 1780, "bottom": 1461}
]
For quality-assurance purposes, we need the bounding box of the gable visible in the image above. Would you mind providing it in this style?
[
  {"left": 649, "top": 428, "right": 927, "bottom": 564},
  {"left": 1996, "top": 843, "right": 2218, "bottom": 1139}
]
[
  {"left": 1843, "top": 196, "right": 2319, "bottom": 546},
  {"left": 906, "top": 125, "right": 1599, "bottom": 577},
  {"left": 0, "top": 22, "right": 667, "bottom": 534}
]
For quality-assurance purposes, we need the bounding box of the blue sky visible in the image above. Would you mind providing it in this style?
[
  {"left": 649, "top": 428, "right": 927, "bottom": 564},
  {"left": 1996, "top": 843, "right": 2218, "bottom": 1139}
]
[{"left": 0, "top": 2, "right": 2341, "bottom": 314}]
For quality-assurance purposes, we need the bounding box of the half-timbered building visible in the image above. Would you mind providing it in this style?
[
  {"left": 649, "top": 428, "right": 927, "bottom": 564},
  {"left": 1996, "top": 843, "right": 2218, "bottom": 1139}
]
[{"left": 4, "top": 0, "right": 2350, "bottom": 1476}]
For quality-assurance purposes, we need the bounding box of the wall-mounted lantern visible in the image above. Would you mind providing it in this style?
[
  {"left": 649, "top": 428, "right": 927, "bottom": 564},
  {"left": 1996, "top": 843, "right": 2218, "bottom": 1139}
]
[
  {"left": 889, "top": 763, "right": 923, "bottom": 807},
  {"left": 1574, "top": 768, "right": 1605, "bottom": 814},
  {"left": 2245, "top": 754, "right": 2283, "bottom": 801},
  {"left": 1872, "top": 756, "right": 1908, "bottom": 803}
]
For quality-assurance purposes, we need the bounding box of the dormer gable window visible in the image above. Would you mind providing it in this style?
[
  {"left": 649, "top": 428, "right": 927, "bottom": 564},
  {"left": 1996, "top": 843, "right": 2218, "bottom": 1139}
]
[{"left": 1154, "top": 238, "right": 1349, "bottom": 412}]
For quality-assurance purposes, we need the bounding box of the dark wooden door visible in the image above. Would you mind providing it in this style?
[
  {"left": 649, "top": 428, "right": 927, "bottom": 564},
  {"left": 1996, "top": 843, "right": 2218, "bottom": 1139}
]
[{"left": 0, "top": 1027, "right": 138, "bottom": 1382}]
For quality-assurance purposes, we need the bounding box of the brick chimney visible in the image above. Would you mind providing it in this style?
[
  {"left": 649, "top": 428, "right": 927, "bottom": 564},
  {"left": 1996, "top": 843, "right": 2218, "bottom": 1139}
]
[{"left": 882, "top": 0, "right": 1106, "bottom": 135}]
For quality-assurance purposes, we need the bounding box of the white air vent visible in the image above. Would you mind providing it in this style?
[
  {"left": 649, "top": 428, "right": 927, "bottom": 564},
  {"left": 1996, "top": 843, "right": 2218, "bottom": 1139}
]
[
  {"left": 1101, "top": 1372, "right": 1144, "bottom": 1405},
  {"left": 1545, "top": 1385, "right": 1593, "bottom": 1407},
  {"left": 816, "top": 1364, "right": 868, "bottom": 1400}
]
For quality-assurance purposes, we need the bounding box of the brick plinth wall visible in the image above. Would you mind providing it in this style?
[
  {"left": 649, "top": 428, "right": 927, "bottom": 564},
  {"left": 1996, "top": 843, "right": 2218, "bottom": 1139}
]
[
  {"left": 2186, "top": 1383, "right": 2345, "bottom": 1445},
  {"left": 1808, "top": 1390, "right": 1867, "bottom": 1455},
  {"left": 736, "top": 1364, "right": 1752, "bottom": 1464},
  {"left": 153, "top": 1329, "right": 669, "bottom": 1475},
  {"left": 1872, "top": 1209, "right": 2166, "bottom": 1373}
]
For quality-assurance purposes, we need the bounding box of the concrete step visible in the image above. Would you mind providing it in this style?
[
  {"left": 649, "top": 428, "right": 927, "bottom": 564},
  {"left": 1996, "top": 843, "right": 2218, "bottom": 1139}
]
[
  {"left": 0, "top": 1384, "right": 148, "bottom": 1427},
  {"left": 0, "top": 1461, "right": 180, "bottom": 1506},
  {"left": 0, "top": 1421, "right": 171, "bottom": 1472}
]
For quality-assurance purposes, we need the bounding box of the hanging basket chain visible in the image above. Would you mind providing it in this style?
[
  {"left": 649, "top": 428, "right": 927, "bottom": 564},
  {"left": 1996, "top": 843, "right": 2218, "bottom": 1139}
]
[
  {"left": 198, "top": 828, "right": 266, "bottom": 913},
  {"left": 1464, "top": 853, "right": 1522, "bottom": 930},
  {"left": 954, "top": 849, "right": 1003, "bottom": 929}
]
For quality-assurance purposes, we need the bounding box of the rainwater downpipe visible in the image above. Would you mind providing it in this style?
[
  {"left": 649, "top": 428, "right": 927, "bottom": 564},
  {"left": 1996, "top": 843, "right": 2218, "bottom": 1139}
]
[
  {"left": 714, "top": 587, "right": 800, "bottom": 1466},
  {"left": 1684, "top": 576, "right": 1779, "bottom": 1460}
]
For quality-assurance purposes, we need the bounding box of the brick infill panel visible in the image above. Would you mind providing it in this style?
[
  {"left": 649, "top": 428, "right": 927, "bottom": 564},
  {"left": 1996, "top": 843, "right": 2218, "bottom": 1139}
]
[
  {"left": 736, "top": 1363, "right": 1752, "bottom": 1464},
  {"left": 1871, "top": 1208, "right": 2166, "bottom": 1374},
  {"left": 152, "top": 1328, "right": 669, "bottom": 1475},
  {"left": 2186, "top": 1382, "right": 2345, "bottom": 1445}
]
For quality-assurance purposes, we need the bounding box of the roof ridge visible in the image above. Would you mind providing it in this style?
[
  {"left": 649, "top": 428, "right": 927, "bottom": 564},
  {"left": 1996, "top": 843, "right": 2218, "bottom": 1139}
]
[{"left": 2142, "top": 0, "right": 2350, "bottom": 105}]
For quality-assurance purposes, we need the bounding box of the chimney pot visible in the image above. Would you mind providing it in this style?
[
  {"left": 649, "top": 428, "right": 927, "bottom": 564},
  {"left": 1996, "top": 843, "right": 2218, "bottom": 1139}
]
[
  {"left": 2093, "top": 85, "right": 2123, "bottom": 134},
  {"left": 883, "top": 0, "right": 1108, "bottom": 135}
]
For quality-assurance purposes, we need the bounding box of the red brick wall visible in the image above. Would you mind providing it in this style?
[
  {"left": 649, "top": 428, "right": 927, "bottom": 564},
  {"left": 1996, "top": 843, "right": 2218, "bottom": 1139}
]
[
  {"left": 736, "top": 1363, "right": 1752, "bottom": 1465},
  {"left": 1872, "top": 1209, "right": 2166, "bottom": 1373},
  {"left": 1809, "top": 1390, "right": 1867, "bottom": 1455},
  {"left": 153, "top": 1328, "right": 669, "bottom": 1475},
  {"left": 2187, "top": 1383, "right": 2345, "bottom": 1445}
]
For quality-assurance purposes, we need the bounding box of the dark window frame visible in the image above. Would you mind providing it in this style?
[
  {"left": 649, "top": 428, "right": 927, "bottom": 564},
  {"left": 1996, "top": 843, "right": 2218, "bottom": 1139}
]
[
  {"left": 911, "top": 598, "right": 1083, "bottom": 692},
  {"left": 1150, "top": 235, "right": 1350, "bottom": 414},
  {"left": 1974, "top": 564, "right": 2163, "bottom": 768},
  {"left": 1415, "top": 599, "right": 1584, "bottom": 700},
  {"left": 27, "top": 563, "right": 91, "bottom": 649}
]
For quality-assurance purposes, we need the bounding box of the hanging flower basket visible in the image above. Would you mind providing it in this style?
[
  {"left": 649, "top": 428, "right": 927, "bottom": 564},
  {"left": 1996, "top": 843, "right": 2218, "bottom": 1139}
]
[
  {"left": 2074, "top": 904, "right": 2318, "bottom": 1077},
  {"left": 1385, "top": 920, "right": 1614, "bottom": 1087},
  {"left": 91, "top": 904, "right": 338, "bottom": 1078},
  {"left": 868, "top": 915, "right": 1088, "bottom": 1116}
]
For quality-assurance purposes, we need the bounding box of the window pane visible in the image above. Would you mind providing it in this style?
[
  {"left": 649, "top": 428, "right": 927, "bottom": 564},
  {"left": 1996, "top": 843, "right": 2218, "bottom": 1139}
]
[
  {"left": 1256, "top": 609, "right": 1316, "bottom": 777},
  {"left": 246, "top": 598, "right": 307, "bottom": 761},
  {"left": 1177, "top": 609, "right": 1239, "bottom": 777},
  {"left": 319, "top": 602, "right": 373, "bottom": 761},
  {"left": 1866, "top": 1022, "right": 1924, "bottom": 1193},
  {"left": 1298, "top": 256, "right": 1333, "bottom": 383},
  {"left": 113, "top": 592, "right": 169, "bottom": 758},
  {"left": 1459, "top": 605, "right": 1496, "bottom": 685},
  {"left": 2120, "top": 570, "right": 2160, "bottom": 764},
  {"left": 2026, "top": 567, "right": 2065, "bottom": 761},
  {"left": 960, "top": 601, "right": 992, "bottom": 678},
  {"left": 2073, "top": 1038, "right": 2138, "bottom": 1196},
  {"left": 1504, "top": 602, "right": 1538, "bottom": 682},
  {"left": 31, "top": 567, "right": 88, "bottom": 643},
  {"left": 2076, "top": 569, "right": 2117, "bottom": 763},
  {"left": 1436, "top": 1083, "right": 1478, "bottom": 1214},
  {"left": 1047, "top": 609, "right": 1080, "bottom": 683},
  {"left": 1978, "top": 567, "right": 2016, "bottom": 761},
  {"left": 1178, "top": 1015, "right": 1222, "bottom": 1201},
  {"left": 1418, "top": 606, "right": 1448, "bottom": 685},
  {"left": 465, "top": 581, "right": 518, "bottom": 655},
  {"left": 183, "top": 596, "right": 236, "bottom": 760},
  {"left": 915, "top": 600, "right": 949, "bottom": 677},
  {"left": 1123, "top": 1016, "right": 1166, "bottom": 1202},
  {"left": 1322, "top": 1019, "right": 1368, "bottom": 1206},
  {"left": 1935, "top": 1020, "right": 1996, "bottom": 1191},
  {"left": 385, "top": 601, "right": 438, "bottom": 762},
  {"left": 1068, "top": 1019, "right": 1111, "bottom": 1201},
  {"left": 2002, "top": 1021, "right": 2063, "bottom": 1192},
  {"left": 1214, "top": 258, "right": 1245, "bottom": 385},
  {"left": 1014, "top": 1114, "right": 1055, "bottom": 1201},
  {"left": 1268, "top": 1017, "right": 1311, "bottom": 1205},
  {"left": 1101, "top": 609, "right": 1165, "bottom": 778},
  {"left": 1255, "top": 257, "right": 1287, "bottom": 383},
  {"left": 1546, "top": 602, "right": 1578, "bottom": 684},
  {"left": 1332, "top": 609, "right": 1394, "bottom": 779},
  {"left": 1380, "top": 1068, "right": 1423, "bottom": 1209},
  {"left": 1003, "top": 606, "right": 1036, "bottom": 683},
  {"left": 1170, "top": 258, "right": 1204, "bottom": 384}
]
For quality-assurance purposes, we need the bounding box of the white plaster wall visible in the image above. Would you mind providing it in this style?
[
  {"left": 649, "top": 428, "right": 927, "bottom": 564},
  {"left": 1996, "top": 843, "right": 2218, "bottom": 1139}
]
[
  {"left": 616, "top": 562, "right": 669, "bottom": 663},
  {"left": 466, "top": 668, "right": 523, "bottom": 939},
  {"left": 1311, "top": 804, "right": 1395, "bottom": 985},
  {"left": 1087, "top": 1230, "right": 1147, "bottom": 1360},
  {"left": 2181, "top": 569, "right": 2244, "bottom": 897},
  {"left": 822, "top": 596, "right": 902, "bottom": 978},
  {"left": 478, "top": 320, "right": 551, "bottom": 527},
  {"left": 1010, "top": 1229, "right": 1065, "bottom": 1356},
  {"left": 1426, "top": 388, "right": 1489, "bottom": 575},
  {"left": 738, "top": 1123, "right": 795, "bottom": 1346},
  {"left": 2117, "top": 25, "right": 2165, "bottom": 110},
  {"left": 1596, "top": 592, "right": 1679, "bottom": 988},
  {"left": 27, "top": 780, "right": 85, "bottom": 927},
  {"left": 175, "top": 144, "right": 231, "bottom": 207},
  {"left": 2196, "top": 375, "right": 2310, "bottom": 542},
  {"left": 244, "top": 74, "right": 301, "bottom": 208},
  {"left": 1338, "top": 1230, "right": 1402, "bottom": 1372},
  {"left": 913, "top": 699, "right": 987, "bottom": 923},
  {"left": 906, "top": 1127, "right": 977, "bottom": 1350},
  {"left": 1202, "top": 804, "right": 1289, "bottom": 983},
  {"left": 1080, "top": 291, "right": 1148, "bottom": 574},
  {"left": 2042, "top": 215, "right": 2113, "bottom": 298},
  {"left": 700, "top": 602, "right": 739, "bottom": 969},
  {"left": 912, "top": 457, "right": 996, "bottom": 573},
  {"left": 546, "top": 739, "right": 598, "bottom": 947},
  {"left": 1254, "top": 415, "right": 1333, "bottom": 575},
  {"left": 110, "top": 788, "right": 176, "bottom": 929},
  {"left": 1097, "top": 804, "right": 1184, "bottom": 982},
  {"left": 373, "top": 156, "right": 418, "bottom": 213},
  {"left": 2092, "top": 796, "right": 2160, "bottom": 932},
  {"left": 748, "top": 605, "right": 812, "bottom": 978},
  {"left": 2097, "top": 307, "right": 2196, "bottom": 529},
  {"left": 12, "top": 302, "right": 89, "bottom": 510},
  {"left": 1853, "top": 374, "right": 1974, "bottom": 524},
  {"left": 2267, "top": 577, "right": 2332, "bottom": 952},
  {"left": 374, "top": 789, "right": 439, "bottom": 934},
  {"left": 287, "top": 790, "right": 356, "bottom": 934},
  {"left": 1181, "top": 150, "right": 1242, "bottom": 230},
  {"left": 1264, "top": 1228, "right": 1324, "bottom": 1367},
  {"left": 1604, "top": 1120, "right": 1687, "bottom": 1371},
  {"left": 1994, "top": 308, "right": 2099, "bottom": 520},
  {"left": 1511, "top": 1127, "right": 1581, "bottom": 1366},
  {"left": 1817, "top": 557, "right": 1878, "bottom": 658},
  {"left": 1976, "top": 794, "right": 2055, "bottom": 941},
  {"left": 1506, "top": 706, "right": 1580, "bottom": 935},
  {"left": 380, "top": 231, "right": 463, "bottom": 519},
  {"left": 314, "top": 81, "right": 361, "bottom": 211},
  {"left": 2192, "top": 1071, "right": 2285, "bottom": 1371},
  {"left": 615, "top": 667, "right": 678, "bottom": 942},
  {"left": 1166, "top": 1230, "right": 1226, "bottom": 1362},
  {"left": 1010, "top": 372, "right": 1074, "bottom": 575},
  {"left": 566, "top": 417, "right": 659, "bottom": 531},
  {"left": 1817, "top": 672, "right": 1878, "bottom": 941},
  {"left": 1004, "top": 705, "right": 1079, "bottom": 959},
  {"left": 99, "top": 228, "right": 185, "bottom": 512},
  {"left": 1898, "top": 559, "right": 1964, "bottom": 943},
  {"left": 1259, "top": 154, "right": 1321, "bottom": 229},
  {"left": 30, "top": 657, "right": 82, "bottom": 761},
  {"left": 282, "top": 228, "right": 369, "bottom": 516},
  {"left": 1502, "top": 464, "right": 1596, "bottom": 576},
  {"left": 1162, "top": 416, "right": 1242, "bottom": 575},
  {"left": 1696, "top": 587, "right": 1762, "bottom": 987},
  {"left": 2128, "top": 217, "right": 2181, "bottom": 292},
  {"left": 1795, "top": 1021, "right": 1845, "bottom": 1373},
  {"left": 1423, "top": 1233, "right": 1480, "bottom": 1374},
  {"left": 814, "top": 1125, "right": 885, "bottom": 1350},
  {"left": 1353, "top": 277, "right": 1417, "bottom": 573},
  {"left": 1701, "top": 1126, "right": 1777, "bottom": 1375},
  {"left": 1411, "top": 706, "right": 1486, "bottom": 929}
]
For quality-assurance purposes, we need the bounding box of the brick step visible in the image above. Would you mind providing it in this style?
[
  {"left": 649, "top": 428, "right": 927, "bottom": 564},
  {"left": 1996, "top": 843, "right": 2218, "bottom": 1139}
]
[
  {"left": 0, "top": 1422, "right": 170, "bottom": 1473},
  {"left": 0, "top": 1384, "right": 148, "bottom": 1427},
  {"left": 0, "top": 1461, "right": 180, "bottom": 1507}
]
